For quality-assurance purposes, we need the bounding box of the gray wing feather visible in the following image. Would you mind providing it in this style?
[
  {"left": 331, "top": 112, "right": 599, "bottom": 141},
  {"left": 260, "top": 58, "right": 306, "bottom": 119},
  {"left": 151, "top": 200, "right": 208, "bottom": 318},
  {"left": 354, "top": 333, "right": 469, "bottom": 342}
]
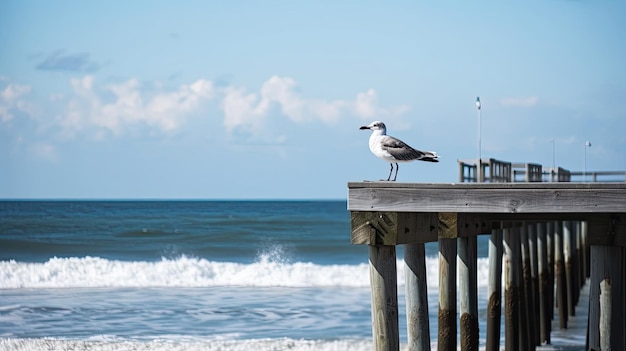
[{"left": 382, "top": 136, "right": 438, "bottom": 162}]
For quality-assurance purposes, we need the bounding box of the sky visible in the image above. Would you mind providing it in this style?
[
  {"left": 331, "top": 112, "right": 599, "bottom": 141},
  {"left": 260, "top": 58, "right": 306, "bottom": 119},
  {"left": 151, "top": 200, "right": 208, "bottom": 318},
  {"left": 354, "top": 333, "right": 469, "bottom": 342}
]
[{"left": 1, "top": 1, "right": 625, "bottom": 199}]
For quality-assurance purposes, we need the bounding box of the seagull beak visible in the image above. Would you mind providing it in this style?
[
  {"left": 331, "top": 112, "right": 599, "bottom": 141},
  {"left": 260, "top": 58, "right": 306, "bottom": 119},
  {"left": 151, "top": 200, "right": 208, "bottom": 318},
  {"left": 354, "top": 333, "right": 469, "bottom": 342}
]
[{"left": 359, "top": 126, "right": 370, "bottom": 130}]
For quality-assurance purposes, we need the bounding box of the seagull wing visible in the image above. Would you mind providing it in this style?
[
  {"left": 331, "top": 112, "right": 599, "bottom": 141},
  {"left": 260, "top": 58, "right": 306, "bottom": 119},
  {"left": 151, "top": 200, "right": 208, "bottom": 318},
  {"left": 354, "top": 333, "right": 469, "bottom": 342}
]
[{"left": 381, "top": 136, "right": 439, "bottom": 162}]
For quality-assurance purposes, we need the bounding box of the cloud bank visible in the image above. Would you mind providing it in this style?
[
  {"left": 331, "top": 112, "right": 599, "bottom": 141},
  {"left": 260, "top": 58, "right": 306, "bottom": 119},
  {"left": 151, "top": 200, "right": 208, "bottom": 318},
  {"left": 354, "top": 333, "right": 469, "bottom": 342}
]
[
  {"left": 60, "top": 76, "right": 214, "bottom": 137},
  {"left": 220, "top": 76, "right": 409, "bottom": 135},
  {"left": 2, "top": 75, "right": 410, "bottom": 142}
]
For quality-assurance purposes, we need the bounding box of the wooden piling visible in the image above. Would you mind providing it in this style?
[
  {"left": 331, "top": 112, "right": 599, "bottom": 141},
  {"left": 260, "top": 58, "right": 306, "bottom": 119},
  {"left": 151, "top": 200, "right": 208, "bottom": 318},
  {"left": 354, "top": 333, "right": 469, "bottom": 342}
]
[
  {"left": 369, "top": 245, "right": 399, "bottom": 351},
  {"left": 486, "top": 228, "right": 503, "bottom": 351},
  {"left": 546, "top": 222, "right": 555, "bottom": 323},
  {"left": 519, "top": 225, "right": 534, "bottom": 350},
  {"left": 459, "top": 236, "right": 478, "bottom": 351},
  {"left": 588, "top": 245, "right": 625, "bottom": 350},
  {"left": 536, "top": 222, "right": 551, "bottom": 344},
  {"left": 515, "top": 226, "right": 530, "bottom": 351},
  {"left": 438, "top": 237, "right": 457, "bottom": 351},
  {"left": 528, "top": 223, "right": 540, "bottom": 346},
  {"left": 503, "top": 227, "right": 520, "bottom": 351},
  {"left": 581, "top": 221, "right": 590, "bottom": 279},
  {"left": 554, "top": 221, "right": 568, "bottom": 329},
  {"left": 404, "top": 243, "right": 430, "bottom": 351},
  {"left": 563, "top": 220, "right": 578, "bottom": 316}
]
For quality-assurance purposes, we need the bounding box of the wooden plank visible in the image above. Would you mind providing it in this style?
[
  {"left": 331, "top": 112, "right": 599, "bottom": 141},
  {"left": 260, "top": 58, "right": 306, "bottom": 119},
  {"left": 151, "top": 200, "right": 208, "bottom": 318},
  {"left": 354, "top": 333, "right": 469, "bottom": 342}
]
[
  {"left": 348, "top": 182, "right": 626, "bottom": 214},
  {"left": 369, "top": 245, "right": 399, "bottom": 351},
  {"left": 404, "top": 243, "right": 430, "bottom": 351}
]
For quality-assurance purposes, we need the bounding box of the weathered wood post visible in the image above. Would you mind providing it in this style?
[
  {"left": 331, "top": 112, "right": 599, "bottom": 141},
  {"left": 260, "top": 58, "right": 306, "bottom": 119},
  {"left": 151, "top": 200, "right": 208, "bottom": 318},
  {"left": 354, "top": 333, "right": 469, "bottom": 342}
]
[
  {"left": 459, "top": 234, "right": 478, "bottom": 351},
  {"left": 581, "top": 221, "right": 590, "bottom": 279},
  {"left": 438, "top": 213, "right": 457, "bottom": 351},
  {"left": 536, "top": 222, "right": 551, "bottom": 344},
  {"left": 528, "top": 223, "right": 540, "bottom": 346},
  {"left": 588, "top": 245, "right": 625, "bottom": 350},
  {"left": 563, "top": 220, "right": 578, "bottom": 316},
  {"left": 503, "top": 226, "right": 520, "bottom": 351},
  {"left": 405, "top": 243, "right": 430, "bottom": 351},
  {"left": 351, "top": 211, "right": 402, "bottom": 351},
  {"left": 546, "top": 222, "right": 555, "bottom": 323},
  {"left": 515, "top": 226, "right": 530, "bottom": 351},
  {"left": 519, "top": 225, "right": 534, "bottom": 350},
  {"left": 369, "top": 245, "right": 399, "bottom": 351},
  {"left": 554, "top": 221, "right": 568, "bottom": 329},
  {"left": 486, "top": 227, "right": 503, "bottom": 351}
]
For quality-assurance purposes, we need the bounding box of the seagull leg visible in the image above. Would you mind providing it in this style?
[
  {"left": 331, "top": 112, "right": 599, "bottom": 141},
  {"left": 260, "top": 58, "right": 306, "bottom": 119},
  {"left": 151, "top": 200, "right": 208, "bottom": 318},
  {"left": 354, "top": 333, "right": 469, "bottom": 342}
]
[
  {"left": 393, "top": 163, "right": 399, "bottom": 181},
  {"left": 386, "top": 163, "right": 394, "bottom": 181}
]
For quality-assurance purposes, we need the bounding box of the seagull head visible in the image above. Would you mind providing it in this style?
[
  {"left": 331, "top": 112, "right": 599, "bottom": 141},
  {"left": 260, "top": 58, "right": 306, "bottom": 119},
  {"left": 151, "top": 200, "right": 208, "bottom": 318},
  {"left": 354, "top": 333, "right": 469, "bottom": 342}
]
[{"left": 359, "top": 121, "right": 387, "bottom": 135}]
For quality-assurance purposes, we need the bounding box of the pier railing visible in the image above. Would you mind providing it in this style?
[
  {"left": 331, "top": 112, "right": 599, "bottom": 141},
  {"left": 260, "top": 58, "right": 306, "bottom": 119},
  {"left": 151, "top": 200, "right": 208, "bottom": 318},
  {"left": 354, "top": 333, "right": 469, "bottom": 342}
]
[{"left": 347, "top": 182, "right": 626, "bottom": 351}]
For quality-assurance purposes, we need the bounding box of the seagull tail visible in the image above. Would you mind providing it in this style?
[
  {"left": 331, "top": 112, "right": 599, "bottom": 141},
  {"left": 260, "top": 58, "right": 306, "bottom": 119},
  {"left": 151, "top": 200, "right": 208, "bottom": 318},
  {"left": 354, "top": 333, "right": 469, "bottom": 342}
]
[{"left": 421, "top": 151, "right": 439, "bottom": 163}]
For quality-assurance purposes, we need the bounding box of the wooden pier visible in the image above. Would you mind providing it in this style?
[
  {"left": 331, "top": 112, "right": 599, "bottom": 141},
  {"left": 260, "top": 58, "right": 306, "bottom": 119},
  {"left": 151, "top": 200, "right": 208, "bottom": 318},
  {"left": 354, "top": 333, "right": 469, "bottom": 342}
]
[{"left": 348, "top": 181, "right": 626, "bottom": 350}]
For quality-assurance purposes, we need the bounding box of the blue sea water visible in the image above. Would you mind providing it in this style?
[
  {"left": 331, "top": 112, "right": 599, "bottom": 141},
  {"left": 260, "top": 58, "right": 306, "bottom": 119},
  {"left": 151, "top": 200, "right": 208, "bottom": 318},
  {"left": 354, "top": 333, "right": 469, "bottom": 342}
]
[{"left": 0, "top": 201, "right": 584, "bottom": 351}]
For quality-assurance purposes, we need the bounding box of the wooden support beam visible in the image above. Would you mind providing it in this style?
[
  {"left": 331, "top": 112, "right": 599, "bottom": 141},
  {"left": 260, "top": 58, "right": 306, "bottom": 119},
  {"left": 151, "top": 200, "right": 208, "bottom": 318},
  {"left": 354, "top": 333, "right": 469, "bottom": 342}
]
[
  {"left": 537, "top": 222, "right": 551, "bottom": 344},
  {"left": 404, "top": 243, "right": 430, "bottom": 351},
  {"left": 351, "top": 212, "right": 438, "bottom": 245},
  {"left": 588, "top": 246, "right": 625, "bottom": 350},
  {"left": 554, "top": 221, "right": 568, "bottom": 329},
  {"left": 486, "top": 228, "right": 503, "bottom": 351},
  {"left": 459, "top": 236, "right": 479, "bottom": 351},
  {"left": 546, "top": 222, "right": 555, "bottom": 323},
  {"left": 563, "top": 221, "right": 578, "bottom": 316},
  {"left": 528, "top": 223, "right": 541, "bottom": 346},
  {"left": 438, "top": 237, "right": 457, "bottom": 351},
  {"left": 369, "top": 245, "right": 399, "bottom": 351},
  {"left": 519, "top": 225, "right": 534, "bottom": 350},
  {"left": 504, "top": 227, "right": 520, "bottom": 351}
]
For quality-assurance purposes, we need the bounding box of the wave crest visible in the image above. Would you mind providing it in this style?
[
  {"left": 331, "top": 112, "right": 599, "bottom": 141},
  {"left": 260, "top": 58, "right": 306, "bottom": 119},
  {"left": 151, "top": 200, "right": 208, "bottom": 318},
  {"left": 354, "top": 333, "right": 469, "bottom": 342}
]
[{"left": 1, "top": 256, "right": 492, "bottom": 289}]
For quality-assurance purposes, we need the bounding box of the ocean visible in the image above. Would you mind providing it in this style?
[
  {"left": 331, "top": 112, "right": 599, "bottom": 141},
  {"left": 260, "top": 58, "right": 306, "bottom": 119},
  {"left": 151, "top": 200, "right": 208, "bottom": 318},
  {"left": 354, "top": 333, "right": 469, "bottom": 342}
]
[{"left": 0, "top": 200, "right": 585, "bottom": 351}]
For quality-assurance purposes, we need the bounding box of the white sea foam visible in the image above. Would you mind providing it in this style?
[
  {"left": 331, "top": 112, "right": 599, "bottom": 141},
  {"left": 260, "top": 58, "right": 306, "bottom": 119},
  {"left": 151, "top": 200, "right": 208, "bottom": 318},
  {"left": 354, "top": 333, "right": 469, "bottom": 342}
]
[
  {"left": 0, "top": 256, "right": 493, "bottom": 289},
  {"left": 0, "top": 337, "right": 375, "bottom": 351}
]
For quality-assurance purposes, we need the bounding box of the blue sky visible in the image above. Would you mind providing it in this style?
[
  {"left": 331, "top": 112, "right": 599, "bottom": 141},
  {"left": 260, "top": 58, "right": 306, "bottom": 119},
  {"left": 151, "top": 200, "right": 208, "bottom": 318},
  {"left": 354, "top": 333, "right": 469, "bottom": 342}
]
[{"left": 1, "top": 1, "right": 625, "bottom": 199}]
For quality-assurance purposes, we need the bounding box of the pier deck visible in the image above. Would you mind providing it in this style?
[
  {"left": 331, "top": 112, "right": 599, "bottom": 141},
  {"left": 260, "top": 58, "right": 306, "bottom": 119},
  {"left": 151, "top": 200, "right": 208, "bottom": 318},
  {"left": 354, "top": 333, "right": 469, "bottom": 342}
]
[{"left": 348, "top": 181, "right": 625, "bottom": 351}]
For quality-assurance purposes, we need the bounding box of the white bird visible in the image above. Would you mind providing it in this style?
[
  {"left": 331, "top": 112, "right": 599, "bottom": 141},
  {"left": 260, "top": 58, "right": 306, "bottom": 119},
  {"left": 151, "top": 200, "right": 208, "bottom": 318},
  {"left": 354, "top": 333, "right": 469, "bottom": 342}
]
[{"left": 360, "top": 121, "right": 438, "bottom": 181}]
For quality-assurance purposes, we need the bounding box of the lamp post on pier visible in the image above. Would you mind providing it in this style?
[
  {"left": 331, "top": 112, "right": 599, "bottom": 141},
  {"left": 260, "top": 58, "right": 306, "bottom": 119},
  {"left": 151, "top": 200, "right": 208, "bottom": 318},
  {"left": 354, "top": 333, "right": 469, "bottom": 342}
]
[{"left": 476, "top": 97, "right": 482, "bottom": 182}]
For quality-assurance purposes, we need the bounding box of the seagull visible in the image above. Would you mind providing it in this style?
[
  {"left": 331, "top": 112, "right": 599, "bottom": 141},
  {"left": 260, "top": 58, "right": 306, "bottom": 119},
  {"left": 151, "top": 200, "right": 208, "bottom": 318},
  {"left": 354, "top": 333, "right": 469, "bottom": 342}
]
[{"left": 360, "top": 121, "right": 438, "bottom": 181}]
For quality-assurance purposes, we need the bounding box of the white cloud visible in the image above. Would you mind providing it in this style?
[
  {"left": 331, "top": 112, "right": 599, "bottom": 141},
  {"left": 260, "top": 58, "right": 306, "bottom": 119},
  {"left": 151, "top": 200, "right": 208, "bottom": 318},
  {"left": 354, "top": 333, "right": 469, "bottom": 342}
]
[
  {"left": 500, "top": 96, "right": 539, "bottom": 107},
  {"left": 220, "top": 75, "right": 409, "bottom": 134},
  {"left": 0, "top": 83, "right": 33, "bottom": 122},
  {"left": 5, "top": 75, "right": 408, "bottom": 143},
  {"left": 61, "top": 76, "right": 214, "bottom": 136}
]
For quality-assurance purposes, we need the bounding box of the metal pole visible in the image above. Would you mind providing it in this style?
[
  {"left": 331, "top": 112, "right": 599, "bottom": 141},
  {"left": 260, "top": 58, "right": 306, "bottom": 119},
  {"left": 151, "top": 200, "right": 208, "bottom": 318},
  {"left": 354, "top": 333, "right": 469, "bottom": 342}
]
[
  {"left": 476, "top": 97, "right": 482, "bottom": 182},
  {"left": 584, "top": 141, "right": 591, "bottom": 182}
]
